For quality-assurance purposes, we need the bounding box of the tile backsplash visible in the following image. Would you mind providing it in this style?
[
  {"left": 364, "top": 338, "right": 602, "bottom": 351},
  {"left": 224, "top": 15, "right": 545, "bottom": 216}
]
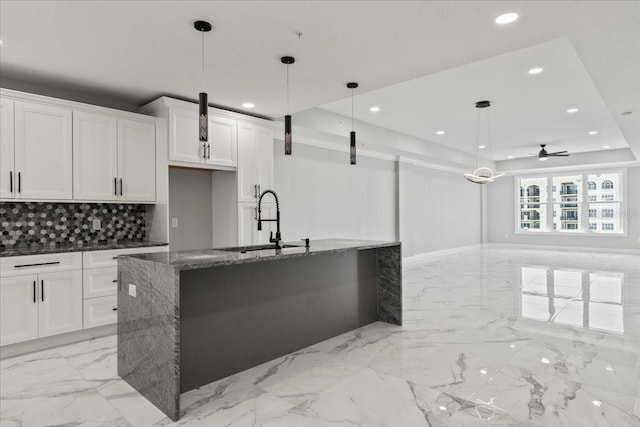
[{"left": 0, "top": 202, "right": 146, "bottom": 247}]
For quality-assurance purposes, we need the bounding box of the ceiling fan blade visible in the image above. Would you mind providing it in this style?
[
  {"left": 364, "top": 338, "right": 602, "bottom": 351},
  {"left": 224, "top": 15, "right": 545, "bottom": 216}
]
[
  {"left": 548, "top": 151, "right": 569, "bottom": 155},
  {"left": 549, "top": 153, "right": 570, "bottom": 156}
]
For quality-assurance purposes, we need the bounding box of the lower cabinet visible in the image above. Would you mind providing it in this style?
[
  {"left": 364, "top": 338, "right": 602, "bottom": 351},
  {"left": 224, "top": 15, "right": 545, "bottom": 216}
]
[
  {"left": 83, "top": 295, "right": 118, "bottom": 329},
  {"left": 0, "top": 270, "right": 83, "bottom": 346},
  {"left": 238, "top": 202, "right": 275, "bottom": 246}
]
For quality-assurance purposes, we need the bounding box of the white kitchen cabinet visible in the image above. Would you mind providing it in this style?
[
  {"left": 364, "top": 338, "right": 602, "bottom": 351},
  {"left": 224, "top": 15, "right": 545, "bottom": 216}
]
[
  {"left": 14, "top": 100, "right": 73, "bottom": 200},
  {"left": 168, "top": 105, "right": 237, "bottom": 169},
  {"left": 118, "top": 119, "right": 156, "bottom": 202},
  {"left": 73, "top": 114, "right": 155, "bottom": 202},
  {"left": 0, "top": 268, "right": 82, "bottom": 346},
  {"left": 73, "top": 111, "right": 119, "bottom": 201},
  {"left": 238, "top": 203, "right": 276, "bottom": 246},
  {"left": 83, "top": 267, "right": 118, "bottom": 299},
  {"left": 0, "top": 98, "right": 15, "bottom": 199},
  {"left": 37, "top": 270, "right": 83, "bottom": 338},
  {"left": 0, "top": 274, "right": 39, "bottom": 346},
  {"left": 237, "top": 121, "right": 274, "bottom": 203},
  {"left": 83, "top": 295, "right": 117, "bottom": 329}
]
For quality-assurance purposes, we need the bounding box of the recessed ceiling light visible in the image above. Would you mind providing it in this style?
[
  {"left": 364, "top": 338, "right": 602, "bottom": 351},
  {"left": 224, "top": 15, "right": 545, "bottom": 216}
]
[
  {"left": 495, "top": 12, "right": 519, "bottom": 24},
  {"left": 603, "top": 145, "right": 611, "bottom": 149},
  {"left": 539, "top": 157, "right": 548, "bottom": 162},
  {"left": 480, "top": 369, "right": 488, "bottom": 375},
  {"left": 588, "top": 131, "right": 598, "bottom": 135},
  {"left": 507, "top": 155, "right": 514, "bottom": 159},
  {"left": 540, "top": 357, "right": 550, "bottom": 363},
  {"left": 436, "top": 130, "right": 445, "bottom": 135},
  {"left": 528, "top": 67, "right": 543, "bottom": 75},
  {"left": 242, "top": 103, "right": 255, "bottom": 108},
  {"left": 605, "top": 366, "right": 614, "bottom": 371},
  {"left": 509, "top": 343, "right": 516, "bottom": 347},
  {"left": 438, "top": 406, "right": 447, "bottom": 411},
  {"left": 369, "top": 106, "right": 380, "bottom": 113},
  {"left": 567, "top": 108, "right": 578, "bottom": 113},
  {"left": 592, "top": 400, "right": 602, "bottom": 407},
  {"left": 478, "top": 145, "right": 486, "bottom": 149}
]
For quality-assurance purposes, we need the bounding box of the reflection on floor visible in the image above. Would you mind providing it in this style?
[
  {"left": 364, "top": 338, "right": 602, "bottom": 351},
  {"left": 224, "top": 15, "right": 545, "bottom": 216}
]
[{"left": 1, "top": 247, "right": 639, "bottom": 426}]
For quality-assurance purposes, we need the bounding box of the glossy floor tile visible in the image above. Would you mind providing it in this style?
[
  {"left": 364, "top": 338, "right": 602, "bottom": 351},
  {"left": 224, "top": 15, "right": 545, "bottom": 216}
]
[{"left": 1, "top": 247, "right": 639, "bottom": 426}]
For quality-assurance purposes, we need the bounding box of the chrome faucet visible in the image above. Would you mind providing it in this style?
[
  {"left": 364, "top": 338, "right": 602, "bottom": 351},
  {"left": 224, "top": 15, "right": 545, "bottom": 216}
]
[{"left": 257, "top": 189, "right": 283, "bottom": 249}]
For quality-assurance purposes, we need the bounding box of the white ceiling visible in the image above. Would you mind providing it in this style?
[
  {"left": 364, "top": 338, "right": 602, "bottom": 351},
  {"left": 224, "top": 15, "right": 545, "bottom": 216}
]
[{"left": 1, "top": 1, "right": 638, "bottom": 162}]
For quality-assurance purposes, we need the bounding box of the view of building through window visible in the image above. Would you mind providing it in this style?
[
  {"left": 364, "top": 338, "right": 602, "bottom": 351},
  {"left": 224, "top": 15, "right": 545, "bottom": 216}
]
[{"left": 517, "top": 171, "right": 623, "bottom": 234}]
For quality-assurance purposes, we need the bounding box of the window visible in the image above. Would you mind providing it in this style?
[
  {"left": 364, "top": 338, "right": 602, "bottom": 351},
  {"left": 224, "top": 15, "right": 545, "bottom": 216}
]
[{"left": 516, "top": 171, "right": 624, "bottom": 234}]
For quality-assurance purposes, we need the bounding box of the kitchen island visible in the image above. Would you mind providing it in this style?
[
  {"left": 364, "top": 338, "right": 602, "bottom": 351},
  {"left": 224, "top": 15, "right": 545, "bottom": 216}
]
[{"left": 117, "top": 239, "right": 401, "bottom": 420}]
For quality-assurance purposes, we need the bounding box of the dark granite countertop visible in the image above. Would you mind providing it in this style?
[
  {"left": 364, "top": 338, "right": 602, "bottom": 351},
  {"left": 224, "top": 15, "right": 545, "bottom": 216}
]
[
  {"left": 0, "top": 240, "right": 168, "bottom": 257},
  {"left": 121, "top": 239, "right": 400, "bottom": 271}
]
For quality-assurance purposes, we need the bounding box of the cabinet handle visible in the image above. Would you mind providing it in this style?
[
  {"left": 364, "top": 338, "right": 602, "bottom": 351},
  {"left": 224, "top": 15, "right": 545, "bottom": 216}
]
[
  {"left": 15, "top": 261, "right": 60, "bottom": 268},
  {"left": 9, "top": 171, "right": 13, "bottom": 193},
  {"left": 119, "top": 178, "right": 123, "bottom": 196},
  {"left": 254, "top": 207, "right": 257, "bottom": 221},
  {"left": 207, "top": 143, "right": 211, "bottom": 159},
  {"left": 33, "top": 280, "right": 36, "bottom": 303},
  {"left": 254, "top": 184, "right": 257, "bottom": 199},
  {"left": 112, "top": 307, "right": 118, "bottom": 311},
  {"left": 203, "top": 143, "right": 207, "bottom": 159},
  {"left": 114, "top": 178, "right": 118, "bottom": 196},
  {"left": 18, "top": 172, "right": 21, "bottom": 193},
  {"left": 112, "top": 279, "right": 118, "bottom": 283},
  {"left": 41, "top": 280, "right": 44, "bottom": 302}
]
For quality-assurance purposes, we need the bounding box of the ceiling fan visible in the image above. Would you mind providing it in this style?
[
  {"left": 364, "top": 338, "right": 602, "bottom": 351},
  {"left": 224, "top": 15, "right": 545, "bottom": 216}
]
[{"left": 532, "top": 144, "right": 570, "bottom": 161}]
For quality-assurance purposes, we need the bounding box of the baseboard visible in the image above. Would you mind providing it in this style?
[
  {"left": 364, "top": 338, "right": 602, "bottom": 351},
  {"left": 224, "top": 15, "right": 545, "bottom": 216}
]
[
  {"left": 0, "top": 324, "right": 116, "bottom": 359},
  {"left": 403, "top": 244, "right": 482, "bottom": 263},
  {"left": 483, "top": 242, "right": 640, "bottom": 256}
]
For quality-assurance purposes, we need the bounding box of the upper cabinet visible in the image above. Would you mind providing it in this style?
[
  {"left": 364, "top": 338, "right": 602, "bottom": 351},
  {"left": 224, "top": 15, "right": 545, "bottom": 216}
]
[
  {"left": 0, "top": 89, "right": 157, "bottom": 203},
  {"left": 168, "top": 104, "right": 237, "bottom": 169},
  {"left": 73, "top": 113, "right": 155, "bottom": 202},
  {"left": 8, "top": 101, "right": 73, "bottom": 200},
  {"left": 237, "top": 121, "right": 274, "bottom": 203},
  {"left": 0, "top": 98, "right": 15, "bottom": 199}
]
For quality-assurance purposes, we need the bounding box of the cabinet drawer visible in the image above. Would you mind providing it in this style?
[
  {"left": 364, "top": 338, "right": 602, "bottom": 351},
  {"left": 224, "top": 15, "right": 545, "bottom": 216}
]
[
  {"left": 82, "top": 245, "right": 168, "bottom": 268},
  {"left": 83, "top": 267, "right": 117, "bottom": 299},
  {"left": 1, "top": 252, "right": 81, "bottom": 278},
  {"left": 83, "top": 295, "right": 117, "bottom": 329}
]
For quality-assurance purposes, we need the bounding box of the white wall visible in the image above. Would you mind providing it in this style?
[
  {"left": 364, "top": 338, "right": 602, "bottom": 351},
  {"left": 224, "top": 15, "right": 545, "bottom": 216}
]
[
  {"left": 168, "top": 168, "right": 213, "bottom": 251},
  {"left": 398, "top": 159, "right": 483, "bottom": 256},
  {"left": 273, "top": 140, "right": 398, "bottom": 243},
  {"left": 487, "top": 167, "right": 640, "bottom": 250}
]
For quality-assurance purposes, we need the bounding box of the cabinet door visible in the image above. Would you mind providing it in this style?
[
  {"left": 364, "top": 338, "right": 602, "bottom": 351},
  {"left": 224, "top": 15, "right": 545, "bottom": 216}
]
[
  {"left": 14, "top": 101, "right": 72, "bottom": 200},
  {"left": 0, "top": 98, "right": 15, "bottom": 199},
  {"left": 38, "top": 270, "right": 83, "bottom": 338},
  {"left": 117, "top": 119, "right": 156, "bottom": 202},
  {"left": 83, "top": 295, "right": 117, "bottom": 329},
  {"left": 238, "top": 203, "right": 276, "bottom": 246},
  {"left": 257, "top": 125, "right": 274, "bottom": 192},
  {"left": 83, "top": 266, "right": 117, "bottom": 299},
  {"left": 168, "top": 106, "right": 206, "bottom": 164},
  {"left": 237, "top": 122, "right": 260, "bottom": 203},
  {"left": 0, "top": 274, "right": 39, "bottom": 346},
  {"left": 73, "top": 111, "right": 118, "bottom": 201},
  {"left": 206, "top": 115, "right": 237, "bottom": 168}
]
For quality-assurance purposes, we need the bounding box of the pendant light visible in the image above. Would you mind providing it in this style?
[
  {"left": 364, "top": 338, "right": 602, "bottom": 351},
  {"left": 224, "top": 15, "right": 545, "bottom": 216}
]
[
  {"left": 346, "top": 82, "right": 358, "bottom": 165},
  {"left": 281, "top": 56, "right": 295, "bottom": 155},
  {"left": 194, "top": 20, "right": 212, "bottom": 147},
  {"left": 464, "top": 100, "right": 505, "bottom": 184}
]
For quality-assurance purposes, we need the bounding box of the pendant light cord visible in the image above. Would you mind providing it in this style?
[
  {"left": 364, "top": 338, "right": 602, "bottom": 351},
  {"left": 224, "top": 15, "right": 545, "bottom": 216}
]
[
  {"left": 351, "top": 88, "right": 354, "bottom": 132},
  {"left": 201, "top": 30, "right": 205, "bottom": 90},
  {"left": 474, "top": 108, "right": 481, "bottom": 170},
  {"left": 286, "top": 64, "right": 290, "bottom": 115}
]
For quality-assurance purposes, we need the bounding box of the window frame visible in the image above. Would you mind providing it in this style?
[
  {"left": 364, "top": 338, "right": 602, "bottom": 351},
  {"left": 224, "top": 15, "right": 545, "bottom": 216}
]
[{"left": 514, "top": 168, "right": 627, "bottom": 237}]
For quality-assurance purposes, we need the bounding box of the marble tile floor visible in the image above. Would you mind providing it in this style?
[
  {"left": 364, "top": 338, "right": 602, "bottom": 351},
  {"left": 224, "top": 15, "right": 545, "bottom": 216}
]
[{"left": 1, "top": 247, "right": 639, "bottom": 426}]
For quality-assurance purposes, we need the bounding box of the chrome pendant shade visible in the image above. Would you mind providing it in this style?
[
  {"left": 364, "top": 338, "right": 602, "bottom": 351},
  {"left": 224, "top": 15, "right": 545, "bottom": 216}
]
[
  {"left": 194, "top": 20, "right": 212, "bottom": 143},
  {"left": 281, "top": 56, "right": 295, "bottom": 155},
  {"left": 347, "top": 82, "right": 358, "bottom": 165},
  {"left": 464, "top": 100, "right": 504, "bottom": 184}
]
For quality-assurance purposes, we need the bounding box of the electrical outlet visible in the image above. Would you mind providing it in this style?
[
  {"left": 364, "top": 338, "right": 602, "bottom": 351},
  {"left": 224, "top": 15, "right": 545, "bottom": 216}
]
[
  {"left": 92, "top": 219, "right": 101, "bottom": 230},
  {"left": 171, "top": 217, "right": 178, "bottom": 228},
  {"left": 128, "top": 284, "right": 137, "bottom": 297}
]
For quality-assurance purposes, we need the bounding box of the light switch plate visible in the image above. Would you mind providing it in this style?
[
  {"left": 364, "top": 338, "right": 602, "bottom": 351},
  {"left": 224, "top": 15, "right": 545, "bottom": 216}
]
[
  {"left": 128, "top": 284, "right": 137, "bottom": 297},
  {"left": 171, "top": 218, "right": 178, "bottom": 228},
  {"left": 92, "top": 219, "right": 101, "bottom": 230}
]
